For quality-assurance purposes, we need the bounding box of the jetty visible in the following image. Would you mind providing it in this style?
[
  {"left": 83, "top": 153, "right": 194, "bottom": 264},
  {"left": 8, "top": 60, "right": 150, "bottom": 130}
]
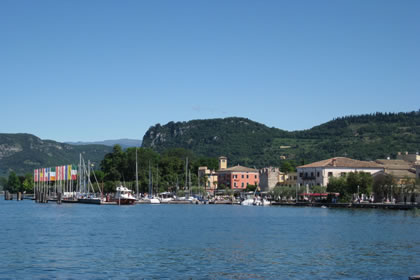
[{"left": 271, "top": 201, "right": 420, "bottom": 210}]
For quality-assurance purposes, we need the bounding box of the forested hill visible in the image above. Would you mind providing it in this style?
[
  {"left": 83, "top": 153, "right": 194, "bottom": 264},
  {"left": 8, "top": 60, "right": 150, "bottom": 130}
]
[
  {"left": 142, "top": 111, "right": 420, "bottom": 168},
  {"left": 0, "top": 133, "right": 112, "bottom": 176}
]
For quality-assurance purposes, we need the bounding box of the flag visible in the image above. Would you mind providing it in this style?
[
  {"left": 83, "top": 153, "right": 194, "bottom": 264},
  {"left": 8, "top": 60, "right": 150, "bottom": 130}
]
[
  {"left": 50, "top": 167, "right": 56, "bottom": 181},
  {"left": 68, "top": 165, "right": 72, "bottom": 181},
  {"left": 34, "top": 169, "right": 38, "bottom": 182},
  {"left": 58, "top": 165, "right": 62, "bottom": 181},
  {"left": 71, "top": 165, "right": 77, "bottom": 180}
]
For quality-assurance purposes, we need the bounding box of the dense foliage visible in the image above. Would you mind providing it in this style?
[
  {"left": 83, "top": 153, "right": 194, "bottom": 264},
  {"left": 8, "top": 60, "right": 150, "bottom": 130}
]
[
  {"left": 98, "top": 145, "right": 218, "bottom": 194},
  {"left": 326, "top": 172, "right": 373, "bottom": 202},
  {"left": 1, "top": 172, "right": 33, "bottom": 193},
  {"left": 142, "top": 111, "right": 420, "bottom": 167}
]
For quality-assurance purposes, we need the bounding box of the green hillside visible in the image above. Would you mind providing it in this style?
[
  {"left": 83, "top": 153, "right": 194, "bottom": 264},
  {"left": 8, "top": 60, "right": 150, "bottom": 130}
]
[
  {"left": 0, "top": 133, "right": 112, "bottom": 176},
  {"left": 142, "top": 111, "right": 420, "bottom": 168}
]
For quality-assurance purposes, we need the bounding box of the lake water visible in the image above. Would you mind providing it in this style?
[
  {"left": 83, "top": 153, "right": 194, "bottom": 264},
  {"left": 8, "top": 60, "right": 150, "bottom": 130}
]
[{"left": 0, "top": 199, "right": 419, "bottom": 279}]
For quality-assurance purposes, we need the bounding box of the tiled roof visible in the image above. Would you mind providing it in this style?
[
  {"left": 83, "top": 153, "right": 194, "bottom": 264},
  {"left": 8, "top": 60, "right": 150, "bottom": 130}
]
[
  {"left": 383, "top": 169, "right": 416, "bottom": 178},
  {"left": 297, "top": 157, "right": 382, "bottom": 169},
  {"left": 375, "top": 159, "right": 413, "bottom": 170},
  {"left": 218, "top": 165, "right": 258, "bottom": 173}
]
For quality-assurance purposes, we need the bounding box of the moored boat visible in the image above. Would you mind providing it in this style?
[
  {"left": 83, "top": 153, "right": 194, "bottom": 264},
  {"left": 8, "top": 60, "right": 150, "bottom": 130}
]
[{"left": 113, "top": 186, "right": 136, "bottom": 205}]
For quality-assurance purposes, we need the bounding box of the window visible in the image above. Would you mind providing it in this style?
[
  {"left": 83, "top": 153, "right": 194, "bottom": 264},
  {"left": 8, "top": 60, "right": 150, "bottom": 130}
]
[
  {"left": 299, "top": 173, "right": 303, "bottom": 178},
  {"left": 328, "top": 172, "right": 333, "bottom": 177},
  {"left": 255, "top": 175, "right": 257, "bottom": 179},
  {"left": 310, "top": 172, "right": 314, "bottom": 177},
  {"left": 246, "top": 175, "right": 249, "bottom": 179},
  {"left": 242, "top": 175, "right": 244, "bottom": 179},
  {"left": 234, "top": 182, "right": 237, "bottom": 187},
  {"left": 241, "top": 182, "right": 244, "bottom": 187},
  {"left": 317, "top": 172, "right": 320, "bottom": 177}
]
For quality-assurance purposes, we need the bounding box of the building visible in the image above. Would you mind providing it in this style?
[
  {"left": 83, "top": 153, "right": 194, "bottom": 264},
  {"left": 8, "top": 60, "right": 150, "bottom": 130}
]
[
  {"left": 297, "top": 157, "right": 384, "bottom": 187},
  {"left": 259, "top": 167, "right": 291, "bottom": 191},
  {"left": 198, "top": 166, "right": 218, "bottom": 193},
  {"left": 396, "top": 152, "right": 420, "bottom": 163},
  {"left": 374, "top": 159, "right": 416, "bottom": 184},
  {"left": 217, "top": 157, "right": 259, "bottom": 190},
  {"left": 416, "top": 162, "right": 420, "bottom": 179},
  {"left": 282, "top": 172, "right": 298, "bottom": 187}
]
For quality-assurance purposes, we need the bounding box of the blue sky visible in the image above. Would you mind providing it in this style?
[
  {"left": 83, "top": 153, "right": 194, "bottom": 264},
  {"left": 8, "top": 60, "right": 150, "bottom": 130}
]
[{"left": 1, "top": 0, "right": 419, "bottom": 142}]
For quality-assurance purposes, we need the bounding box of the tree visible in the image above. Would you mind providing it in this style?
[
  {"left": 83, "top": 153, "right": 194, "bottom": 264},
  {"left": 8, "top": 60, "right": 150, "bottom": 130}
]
[
  {"left": 346, "top": 172, "right": 373, "bottom": 195},
  {"left": 373, "top": 173, "right": 396, "bottom": 202},
  {"left": 6, "top": 172, "right": 20, "bottom": 193},
  {"left": 246, "top": 184, "right": 257, "bottom": 192},
  {"left": 311, "top": 185, "right": 326, "bottom": 194},
  {"left": 0, "top": 177, "right": 6, "bottom": 191},
  {"left": 22, "top": 173, "right": 34, "bottom": 193},
  {"left": 280, "top": 161, "right": 295, "bottom": 173},
  {"left": 327, "top": 176, "right": 348, "bottom": 201}
]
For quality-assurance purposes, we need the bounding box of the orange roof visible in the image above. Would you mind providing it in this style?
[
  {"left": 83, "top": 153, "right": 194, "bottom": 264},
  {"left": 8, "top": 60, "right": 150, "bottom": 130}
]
[
  {"left": 297, "top": 157, "right": 382, "bottom": 169},
  {"left": 218, "top": 165, "right": 258, "bottom": 173}
]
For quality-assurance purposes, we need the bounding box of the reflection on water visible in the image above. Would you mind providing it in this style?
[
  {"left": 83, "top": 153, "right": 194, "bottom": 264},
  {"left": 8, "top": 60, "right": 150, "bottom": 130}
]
[{"left": 0, "top": 200, "right": 419, "bottom": 279}]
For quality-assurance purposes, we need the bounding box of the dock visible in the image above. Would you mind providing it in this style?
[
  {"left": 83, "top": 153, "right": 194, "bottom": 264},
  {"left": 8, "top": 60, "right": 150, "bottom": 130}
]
[{"left": 271, "top": 201, "right": 420, "bottom": 210}]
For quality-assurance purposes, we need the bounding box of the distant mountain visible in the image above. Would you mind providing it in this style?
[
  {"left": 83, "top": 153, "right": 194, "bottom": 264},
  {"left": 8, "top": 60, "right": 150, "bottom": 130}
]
[
  {"left": 66, "top": 139, "right": 141, "bottom": 149},
  {"left": 142, "top": 111, "right": 420, "bottom": 168},
  {"left": 0, "top": 133, "right": 112, "bottom": 176}
]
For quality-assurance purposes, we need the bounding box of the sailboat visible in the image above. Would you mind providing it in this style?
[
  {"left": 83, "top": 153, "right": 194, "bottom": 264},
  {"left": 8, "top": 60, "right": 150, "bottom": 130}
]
[
  {"left": 140, "top": 161, "right": 160, "bottom": 204},
  {"left": 77, "top": 154, "right": 103, "bottom": 204}
]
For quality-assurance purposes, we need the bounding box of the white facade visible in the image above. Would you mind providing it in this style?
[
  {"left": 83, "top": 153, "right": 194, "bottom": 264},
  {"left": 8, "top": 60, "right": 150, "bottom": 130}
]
[{"left": 297, "top": 167, "right": 383, "bottom": 186}]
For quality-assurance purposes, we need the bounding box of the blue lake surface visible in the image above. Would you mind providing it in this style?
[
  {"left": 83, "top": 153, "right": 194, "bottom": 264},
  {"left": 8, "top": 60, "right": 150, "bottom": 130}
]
[{"left": 0, "top": 199, "right": 419, "bottom": 279}]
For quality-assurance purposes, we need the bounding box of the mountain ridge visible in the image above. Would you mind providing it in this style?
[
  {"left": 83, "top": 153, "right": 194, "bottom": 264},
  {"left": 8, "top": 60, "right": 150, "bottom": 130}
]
[
  {"left": 0, "top": 133, "right": 112, "bottom": 176},
  {"left": 142, "top": 111, "right": 420, "bottom": 168}
]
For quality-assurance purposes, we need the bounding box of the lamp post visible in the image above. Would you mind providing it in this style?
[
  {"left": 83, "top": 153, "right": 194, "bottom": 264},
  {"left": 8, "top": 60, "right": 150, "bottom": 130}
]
[{"left": 391, "top": 185, "right": 393, "bottom": 203}]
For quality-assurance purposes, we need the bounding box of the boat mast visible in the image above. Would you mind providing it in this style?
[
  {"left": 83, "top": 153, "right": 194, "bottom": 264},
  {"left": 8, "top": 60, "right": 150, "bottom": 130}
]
[
  {"left": 79, "top": 153, "right": 82, "bottom": 195},
  {"left": 148, "top": 161, "right": 152, "bottom": 196},
  {"left": 185, "top": 157, "right": 188, "bottom": 190},
  {"left": 135, "top": 148, "right": 139, "bottom": 199}
]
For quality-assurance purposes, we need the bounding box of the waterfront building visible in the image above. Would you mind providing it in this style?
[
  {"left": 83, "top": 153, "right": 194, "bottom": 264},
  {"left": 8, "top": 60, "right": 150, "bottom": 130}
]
[
  {"left": 297, "top": 157, "right": 384, "bottom": 187},
  {"left": 217, "top": 157, "right": 259, "bottom": 190},
  {"left": 374, "top": 159, "right": 417, "bottom": 184},
  {"left": 259, "top": 167, "right": 284, "bottom": 192},
  {"left": 282, "top": 172, "right": 298, "bottom": 187},
  {"left": 416, "top": 162, "right": 420, "bottom": 179},
  {"left": 198, "top": 166, "right": 218, "bottom": 194}
]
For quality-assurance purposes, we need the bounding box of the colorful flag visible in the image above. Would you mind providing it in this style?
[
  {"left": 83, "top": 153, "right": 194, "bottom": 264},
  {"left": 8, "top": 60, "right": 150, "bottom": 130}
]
[
  {"left": 34, "top": 169, "right": 37, "bottom": 182},
  {"left": 58, "top": 165, "right": 62, "bottom": 181},
  {"left": 50, "top": 167, "right": 56, "bottom": 181},
  {"left": 71, "top": 165, "right": 78, "bottom": 180},
  {"left": 68, "top": 165, "right": 72, "bottom": 180}
]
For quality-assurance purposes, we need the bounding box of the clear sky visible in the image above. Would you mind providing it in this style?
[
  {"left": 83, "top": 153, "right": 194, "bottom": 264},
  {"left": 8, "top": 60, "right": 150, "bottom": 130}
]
[{"left": 1, "top": 0, "right": 419, "bottom": 142}]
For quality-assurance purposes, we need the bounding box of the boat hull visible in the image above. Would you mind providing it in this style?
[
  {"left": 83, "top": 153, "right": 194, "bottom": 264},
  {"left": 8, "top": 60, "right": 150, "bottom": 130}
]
[
  {"left": 78, "top": 198, "right": 102, "bottom": 204},
  {"left": 114, "top": 198, "right": 136, "bottom": 205}
]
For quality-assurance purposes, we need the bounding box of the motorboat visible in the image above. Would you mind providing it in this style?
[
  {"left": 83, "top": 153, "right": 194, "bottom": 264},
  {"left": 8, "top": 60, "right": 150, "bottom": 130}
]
[{"left": 114, "top": 186, "right": 136, "bottom": 205}]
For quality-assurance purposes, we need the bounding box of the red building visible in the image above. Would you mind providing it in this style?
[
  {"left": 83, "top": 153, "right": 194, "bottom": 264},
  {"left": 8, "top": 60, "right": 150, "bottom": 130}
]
[{"left": 217, "top": 157, "right": 259, "bottom": 190}]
